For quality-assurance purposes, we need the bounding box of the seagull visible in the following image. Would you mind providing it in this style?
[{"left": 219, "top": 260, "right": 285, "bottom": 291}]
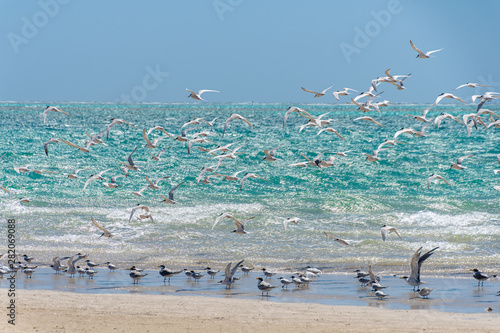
[
  {"left": 381, "top": 225, "right": 402, "bottom": 241},
  {"left": 401, "top": 247, "right": 439, "bottom": 291},
  {"left": 354, "top": 116, "right": 384, "bottom": 127},
  {"left": 83, "top": 169, "right": 111, "bottom": 190},
  {"left": 301, "top": 85, "right": 333, "bottom": 98},
  {"left": 333, "top": 87, "right": 357, "bottom": 101},
  {"left": 427, "top": 173, "right": 451, "bottom": 189},
  {"left": 283, "top": 217, "right": 299, "bottom": 230},
  {"left": 409, "top": 40, "right": 443, "bottom": 59},
  {"left": 240, "top": 172, "right": 267, "bottom": 191},
  {"left": 450, "top": 155, "right": 474, "bottom": 170},
  {"left": 469, "top": 268, "right": 497, "bottom": 286},
  {"left": 91, "top": 217, "right": 114, "bottom": 238},
  {"left": 158, "top": 265, "right": 184, "bottom": 283},
  {"left": 263, "top": 144, "right": 284, "bottom": 161},
  {"left": 160, "top": 182, "right": 184, "bottom": 204},
  {"left": 103, "top": 175, "right": 125, "bottom": 188},
  {"left": 119, "top": 146, "right": 141, "bottom": 171},
  {"left": 223, "top": 114, "right": 255, "bottom": 137},
  {"left": 42, "top": 106, "right": 70, "bottom": 123},
  {"left": 145, "top": 176, "right": 170, "bottom": 190},
  {"left": 316, "top": 127, "right": 346, "bottom": 140},
  {"left": 323, "top": 231, "right": 350, "bottom": 245},
  {"left": 129, "top": 266, "right": 148, "bottom": 284},
  {"left": 219, "top": 259, "right": 245, "bottom": 289},
  {"left": 454, "top": 82, "right": 492, "bottom": 90},
  {"left": 419, "top": 287, "right": 433, "bottom": 298},
  {"left": 186, "top": 88, "right": 219, "bottom": 101},
  {"left": 256, "top": 277, "right": 279, "bottom": 296}
]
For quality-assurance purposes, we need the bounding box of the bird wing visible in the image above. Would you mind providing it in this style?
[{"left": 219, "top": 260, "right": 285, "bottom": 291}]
[
  {"left": 61, "top": 139, "right": 83, "bottom": 149},
  {"left": 223, "top": 262, "right": 232, "bottom": 281},
  {"left": 230, "top": 259, "right": 244, "bottom": 278},
  {"left": 128, "top": 146, "right": 138, "bottom": 165},
  {"left": 91, "top": 217, "right": 110, "bottom": 234},
  {"left": 142, "top": 129, "right": 152, "bottom": 146},
  {"left": 145, "top": 176, "right": 154, "bottom": 187},
  {"left": 417, "top": 247, "right": 439, "bottom": 277},
  {"left": 409, "top": 40, "right": 424, "bottom": 56},
  {"left": 301, "top": 87, "right": 319, "bottom": 94},
  {"left": 409, "top": 247, "right": 422, "bottom": 280},
  {"left": 129, "top": 207, "right": 140, "bottom": 222},
  {"left": 235, "top": 221, "right": 245, "bottom": 233},
  {"left": 168, "top": 182, "right": 183, "bottom": 200},
  {"left": 457, "top": 154, "right": 473, "bottom": 165},
  {"left": 198, "top": 90, "right": 219, "bottom": 95},
  {"left": 240, "top": 115, "right": 255, "bottom": 128},
  {"left": 427, "top": 48, "right": 443, "bottom": 55}
]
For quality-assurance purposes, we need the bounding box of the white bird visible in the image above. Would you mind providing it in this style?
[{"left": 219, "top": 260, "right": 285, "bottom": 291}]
[
  {"left": 257, "top": 277, "right": 279, "bottom": 296},
  {"left": 129, "top": 204, "right": 150, "bottom": 223},
  {"left": 381, "top": 225, "right": 402, "bottom": 241},
  {"left": 132, "top": 186, "right": 148, "bottom": 197},
  {"left": 375, "top": 291, "right": 388, "bottom": 300},
  {"left": 409, "top": 40, "right": 443, "bottom": 59},
  {"left": 283, "top": 106, "right": 313, "bottom": 128},
  {"left": 158, "top": 265, "right": 184, "bottom": 283},
  {"left": 83, "top": 169, "right": 112, "bottom": 190},
  {"left": 222, "top": 113, "right": 255, "bottom": 137},
  {"left": 160, "top": 182, "right": 184, "bottom": 204},
  {"left": 454, "top": 82, "right": 492, "bottom": 90},
  {"left": 419, "top": 287, "right": 433, "bottom": 298},
  {"left": 472, "top": 91, "right": 500, "bottom": 111},
  {"left": 84, "top": 268, "right": 97, "bottom": 279},
  {"left": 333, "top": 87, "right": 357, "bottom": 101},
  {"left": 129, "top": 266, "right": 148, "bottom": 284},
  {"left": 49, "top": 256, "right": 71, "bottom": 274},
  {"left": 377, "top": 140, "right": 406, "bottom": 150},
  {"left": 263, "top": 144, "right": 284, "bottom": 161},
  {"left": 450, "top": 154, "right": 474, "bottom": 170},
  {"left": 91, "top": 217, "right": 113, "bottom": 238},
  {"left": 103, "top": 175, "right": 124, "bottom": 188},
  {"left": 119, "top": 146, "right": 141, "bottom": 171},
  {"left": 42, "top": 106, "right": 70, "bottom": 123},
  {"left": 323, "top": 231, "right": 350, "bottom": 245},
  {"left": 240, "top": 173, "right": 267, "bottom": 191},
  {"left": 427, "top": 174, "right": 451, "bottom": 189},
  {"left": 147, "top": 125, "right": 170, "bottom": 136},
  {"left": 364, "top": 148, "right": 390, "bottom": 162},
  {"left": 60, "top": 139, "right": 92, "bottom": 153},
  {"left": 401, "top": 247, "right": 439, "bottom": 291},
  {"left": 301, "top": 85, "right": 333, "bottom": 97},
  {"left": 181, "top": 117, "right": 210, "bottom": 129},
  {"left": 212, "top": 170, "right": 245, "bottom": 181},
  {"left": 283, "top": 217, "right": 299, "bottom": 230},
  {"left": 433, "top": 112, "right": 463, "bottom": 129},
  {"left": 278, "top": 277, "right": 293, "bottom": 288},
  {"left": 354, "top": 116, "right": 384, "bottom": 127},
  {"left": 104, "top": 118, "right": 136, "bottom": 140},
  {"left": 186, "top": 88, "right": 219, "bottom": 101},
  {"left": 66, "top": 253, "right": 88, "bottom": 277},
  {"left": 149, "top": 147, "right": 171, "bottom": 161},
  {"left": 435, "top": 93, "right": 467, "bottom": 105},
  {"left": 66, "top": 168, "right": 88, "bottom": 179},
  {"left": 316, "top": 127, "right": 346, "bottom": 140},
  {"left": 145, "top": 176, "right": 170, "bottom": 190},
  {"left": 43, "top": 138, "right": 61, "bottom": 156},
  {"left": 142, "top": 129, "right": 167, "bottom": 149},
  {"left": 14, "top": 165, "right": 31, "bottom": 173},
  {"left": 232, "top": 217, "right": 255, "bottom": 234},
  {"left": 219, "top": 259, "right": 245, "bottom": 289}
]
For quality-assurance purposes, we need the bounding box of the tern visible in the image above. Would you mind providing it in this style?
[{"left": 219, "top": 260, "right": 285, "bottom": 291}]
[
  {"left": 83, "top": 169, "right": 112, "bottom": 190},
  {"left": 222, "top": 113, "right": 255, "bottom": 137},
  {"left": 409, "top": 40, "right": 443, "bottom": 59},
  {"left": 91, "top": 217, "right": 114, "bottom": 238},
  {"left": 142, "top": 129, "right": 167, "bottom": 149},
  {"left": 354, "top": 116, "right": 384, "bottom": 127},
  {"left": 181, "top": 117, "right": 210, "bottom": 129},
  {"left": 66, "top": 168, "right": 88, "bottom": 179},
  {"left": 129, "top": 204, "right": 150, "bottom": 223},
  {"left": 279, "top": 277, "right": 293, "bottom": 288},
  {"left": 119, "top": 146, "right": 141, "bottom": 171},
  {"left": 435, "top": 92, "right": 467, "bottom": 105},
  {"left": 427, "top": 174, "right": 451, "bottom": 189},
  {"left": 283, "top": 106, "right": 313, "bottom": 128},
  {"left": 145, "top": 176, "right": 170, "bottom": 190},
  {"left": 333, "top": 87, "right": 357, "bottom": 101},
  {"left": 263, "top": 144, "right": 284, "bottom": 161},
  {"left": 323, "top": 231, "right": 350, "bottom": 245},
  {"left": 158, "top": 265, "right": 184, "bottom": 283},
  {"left": 381, "top": 225, "right": 402, "bottom": 241},
  {"left": 450, "top": 155, "right": 474, "bottom": 170},
  {"left": 186, "top": 88, "right": 219, "bottom": 101},
  {"left": 106, "top": 262, "right": 118, "bottom": 272},
  {"left": 283, "top": 217, "right": 299, "bottom": 230},
  {"left": 60, "top": 139, "right": 92, "bottom": 153},
  {"left": 66, "top": 253, "right": 88, "bottom": 277},
  {"left": 147, "top": 125, "right": 170, "bottom": 136},
  {"left": 434, "top": 112, "right": 463, "bottom": 129},
  {"left": 129, "top": 266, "right": 148, "bottom": 284},
  {"left": 0, "top": 185, "right": 12, "bottom": 194},
  {"left": 49, "top": 256, "right": 71, "bottom": 274},
  {"left": 132, "top": 186, "right": 148, "bottom": 197},
  {"left": 212, "top": 170, "right": 245, "bottom": 181},
  {"left": 316, "top": 127, "right": 346, "bottom": 140},
  {"left": 301, "top": 85, "right": 333, "bottom": 97},
  {"left": 240, "top": 172, "right": 267, "bottom": 191},
  {"left": 364, "top": 148, "right": 390, "bottom": 162},
  {"left": 160, "top": 182, "right": 184, "bottom": 204},
  {"left": 401, "top": 247, "right": 439, "bottom": 291},
  {"left": 454, "top": 82, "right": 492, "bottom": 90},
  {"left": 419, "top": 287, "right": 433, "bottom": 298},
  {"left": 103, "top": 175, "right": 124, "bottom": 188},
  {"left": 43, "top": 138, "right": 61, "bottom": 156},
  {"left": 105, "top": 118, "right": 136, "bottom": 140},
  {"left": 469, "top": 268, "right": 496, "bottom": 286},
  {"left": 257, "top": 277, "right": 279, "bottom": 296},
  {"left": 42, "top": 106, "right": 70, "bottom": 123},
  {"left": 219, "top": 259, "right": 244, "bottom": 289},
  {"left": 375, "top": 291, "right": 388, "bottom": 300}
]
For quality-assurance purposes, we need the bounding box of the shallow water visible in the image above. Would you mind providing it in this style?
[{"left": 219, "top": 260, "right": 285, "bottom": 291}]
[{"left": 1, "top": 102, "right": 499, "bottom": 272}]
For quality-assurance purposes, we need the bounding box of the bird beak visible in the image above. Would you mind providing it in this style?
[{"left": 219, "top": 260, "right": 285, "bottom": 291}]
[{"left": 468, "top": 268, "right": 474, "bottom": 272}]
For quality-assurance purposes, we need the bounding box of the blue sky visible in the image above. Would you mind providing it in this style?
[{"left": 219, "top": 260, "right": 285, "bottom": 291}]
[{"left": 2, "top": 0, "right": 500, "bottom": 104}]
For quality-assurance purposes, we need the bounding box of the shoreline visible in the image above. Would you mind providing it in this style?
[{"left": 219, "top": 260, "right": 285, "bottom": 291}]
[{"left": 4, "top": 289, "right": 500, "bottom": 333}]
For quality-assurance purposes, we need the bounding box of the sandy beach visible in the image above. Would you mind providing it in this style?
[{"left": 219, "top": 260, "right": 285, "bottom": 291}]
[{"left": 3, "top": 289, "right": 499, "bottom": 333}]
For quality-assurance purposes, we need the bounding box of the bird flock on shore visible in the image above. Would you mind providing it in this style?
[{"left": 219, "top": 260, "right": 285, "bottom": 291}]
[{"left": 1, "top": 40, "right": 499, "bottom": 301}]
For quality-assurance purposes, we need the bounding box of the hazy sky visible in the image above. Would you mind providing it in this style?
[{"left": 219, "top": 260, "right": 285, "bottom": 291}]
[{"left": 2, "top": 0, "right": 500, "bottom": 104}]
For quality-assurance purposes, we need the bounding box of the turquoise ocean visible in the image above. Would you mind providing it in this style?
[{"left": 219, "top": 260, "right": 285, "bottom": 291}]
[{"left": 1, "top": 102, "right": 499, "bottom": 273}]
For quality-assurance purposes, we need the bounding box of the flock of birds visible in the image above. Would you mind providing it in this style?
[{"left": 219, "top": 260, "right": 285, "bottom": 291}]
[
  {"left": 1, "top": 252, "right": 498, "bottom": 301},
  {"left": 1, "top": 39, "right": 500, "bottom": 303}
]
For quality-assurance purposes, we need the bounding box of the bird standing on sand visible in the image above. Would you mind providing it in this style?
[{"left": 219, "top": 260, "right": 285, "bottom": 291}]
[
  {"left": 257, "top": 277, "right": 279, "bottom": 296},
  {"left": 469, "top": 268, "right": 497, "bottom": 286},
  {"left": 158, "top": 265, "right": 183, "bottom": 283},
  {"left": 401, "top": 247, "right": 439, "bottom": 291},
  {"left": 129, "top": 266, "right": 148, "bottom": 284}
]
